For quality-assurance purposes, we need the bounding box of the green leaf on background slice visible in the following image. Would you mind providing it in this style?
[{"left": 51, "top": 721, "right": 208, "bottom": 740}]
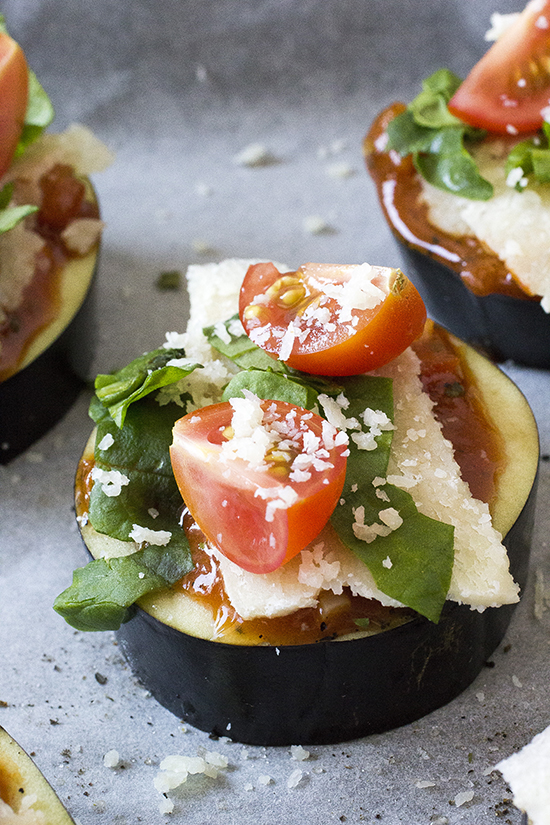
[
  {"left": 89, "top": 397, "right": 188, "bottom": 545},
  {"left": 94, "top": 346, "right": 201, "bottom": 428},
  {"left": 413, "top": 128, "right": 494, "bottom": 200},
  {"left": 505, "top": 122, "right": 550, "bottom": 187},
  {"left": 0, "top": 200, "right": 38, "bottom": 233},
  {"left": 53, "top": 542, "right": 191, "bottom": 632},
  {"left": 408, "top": 68, "right": 464, "bottom": 129},
  {"left": 386, "top": 69, "right": 493, "bottom": 201},
  {"left": 15, "top": 71, "right": 55, "bottom": 155},
  {"left": 203, "top": 314, "right": 285, "bottom": 371},
  {"left": 329, "top": 375, "right": 454, "bottom": 623}
]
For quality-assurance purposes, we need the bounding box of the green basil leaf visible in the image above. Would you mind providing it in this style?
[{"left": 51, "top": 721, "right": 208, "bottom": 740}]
[
  {"left": 203, "top": 314, "right": 285, "bottom": 371},
  {"left": 385, "top": 69, "right": 492, "bottom": 201},
  {"left": 505, "top": 125, "right": 550, "bottom": 188},
  {"left": 0, "top": 202, "right": 38, "bottom": 233},
  {"left": 222, "top": 368, "right": 320, "bottom": 409},
  {"left": 53, "top": 542, "right": 191, "bottom": 632},
  {"left": 89, "top": 397, "right": 187, "bottom": 545},
  {"left": 94, "top": 347, "right": 201, "bottom": 428},
  {"left": 413, "top": 128, "right": 494, "bottom": 200},
  {"left": 15, "top": 71, "right": 55, "bottom": 156},
  {"left": 329, "top": 375, "right": 454, "bottom": 623}
]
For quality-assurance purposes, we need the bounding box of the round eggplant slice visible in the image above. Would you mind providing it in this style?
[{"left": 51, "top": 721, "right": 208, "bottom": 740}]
[
  {"left": 0, "top": 242, "right": 98, "bottom": 465},
  {"left": 395, "top": 243, "right": 550, "bottom": 368},
  {"left": 0, "top": 726, "right": 76, "bottom": 823},
  {"left": 364, "top": 107, "right": 550, "bottom": 368},
  {"left": 76, "top": 336, "right": 538, "bottom": 746}
]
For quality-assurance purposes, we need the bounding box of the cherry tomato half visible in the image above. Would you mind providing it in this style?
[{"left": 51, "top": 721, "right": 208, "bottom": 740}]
[
  {"left": 449, "top": 0, "right": 550, "bottom": 135},
  {"left": 0, "top": 31, "right": 28, "bottom": 178},
  {"left": 170, "top": 397, "right": 348, "bottom": 574},
  {"left": 239, "top": 262, "right": 426, "bottom": 376}
]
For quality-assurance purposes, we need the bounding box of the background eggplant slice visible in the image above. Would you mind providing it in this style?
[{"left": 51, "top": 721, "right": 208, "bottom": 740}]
[
  {"left": 0, "top": 241, "right": 99, "bottom": 465},
  {"left": 76, "top": 332, "right": 539, "bottom": 746},
  {"left": 0, "top": 726, "right": 76, "bottom": 823}
]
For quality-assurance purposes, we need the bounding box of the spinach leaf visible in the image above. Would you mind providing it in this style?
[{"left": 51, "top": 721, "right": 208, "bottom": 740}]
[
  {"left": 94, "top": 346, "right": 201, "bottom": 428},
  {"left": 89, "top": 397, "right": 188, "bottom": 546},
  {"left": 505, "top": 121, "right": 550, "bottom": 187},
  {"left": 329, "top": 375, "right": 454, "bottom": 623},
  {"left": 203, "top": 314, "right": 285, "bottom": 371},
  {"left": 386, "top": 69, "right": 493, "bottom": 201},
  {"left": 53, "top": 542, "right": 190, "bottom": 631}
]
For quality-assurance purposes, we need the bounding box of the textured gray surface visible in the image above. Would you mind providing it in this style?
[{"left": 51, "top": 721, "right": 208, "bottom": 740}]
[{"left": 1, "top": 2, "right": 550, "bottom": 823}]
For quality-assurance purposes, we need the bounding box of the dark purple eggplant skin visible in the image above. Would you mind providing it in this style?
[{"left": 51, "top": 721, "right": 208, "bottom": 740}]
[
  {"left": 114, "top": 472, "right": 537, "bottom": 746},
  {"left": 398, "top": 243, "right": 550, "bottom": 368},
  {"left": 0, "top": 256, "right": 97, "bottom": 465}
]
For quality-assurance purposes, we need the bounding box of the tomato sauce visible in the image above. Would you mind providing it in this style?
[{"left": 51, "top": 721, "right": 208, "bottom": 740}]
[
  {"left": 0, "top": 164, "right": 99, "bottom": 382},
  {"left": 364, "top": 103, "right": 532, "bottom": 300}
]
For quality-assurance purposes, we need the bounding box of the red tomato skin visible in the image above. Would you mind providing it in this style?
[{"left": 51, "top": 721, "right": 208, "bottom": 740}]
[
  {"left": 170, "top": 401, "right": 348, "bottom": 574},
  {"left": 448, "top": 0, "right": 550, "bottom": 135},
  {"left": 239, "top": 262, "right": 426, "bottom": 376},
  {"left": 0, "top": 32, "right": 28, "bottom": 178}
]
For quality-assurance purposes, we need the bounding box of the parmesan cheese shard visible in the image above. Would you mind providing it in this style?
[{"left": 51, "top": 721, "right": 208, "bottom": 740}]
[
  {"left": 495, "top": 725, "right": 550, "bottom": 825},
  {"left": 418, "top": 139, "right": 550, "bottom": 311},
  {"left": 181, "top": 259, "right": 518, "bottom": 620}
]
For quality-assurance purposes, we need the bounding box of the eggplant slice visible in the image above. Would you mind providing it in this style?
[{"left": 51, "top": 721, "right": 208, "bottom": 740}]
[
  {"left": 0, "top": 726, "right": 76, "bottom": 823},
  {"left": 75, "top": 330, "right": 539, "bottom": 746},
  {"left": 396, "top": 244, "right": 550, "bottom": 368},
  {"left": 0, "top": 244, "right": 98, "bottom": 464}
]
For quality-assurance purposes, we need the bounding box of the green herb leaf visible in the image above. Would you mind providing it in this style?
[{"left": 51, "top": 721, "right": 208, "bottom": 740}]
[
  {"left": 15, "top": 71, "right": 55, "bottom": 156},
  {"left": 53, "top": 543, "right": 191, "bottom": 632},
  {"left": 386, "top": 69, "right": 493, "bottom": 201},
  {"left": 329, "top": 375, "right": 454, "bottom": 623},
  {"left": 204, "top": 314, "right": 285, "bottom": 371},
  {"left": 89, "top": 397, "right": 188, "bottom": 544},
  {"left": 94, "top": 347, "right": 201, "bottom": 428},
  {"left": 505, "top": 122, "right": 550, "bottom": 188},
  {"left": 222, "top": 368, "right": 320, "bottom": 409}
]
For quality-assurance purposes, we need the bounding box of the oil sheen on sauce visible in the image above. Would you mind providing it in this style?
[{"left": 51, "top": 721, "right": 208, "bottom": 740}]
[
  {"left": 76, "top": 325, "right": 505, "bottom": 646},
  {"left": 364, "top": 103, "right": 533, "bottom": 300}
]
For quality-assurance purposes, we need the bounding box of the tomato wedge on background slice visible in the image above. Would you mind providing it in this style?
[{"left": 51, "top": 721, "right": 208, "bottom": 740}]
[
  {"left": 170, "top": 396, "right": 348, "bottom": 574},
  {"left": 449, "top": 0, "right": 550, "bottom": 135},
  {"left": 239, "top": 262, "right": 426, "bottom": 376},
  {"left": 0, "top": 30, "right": 28, "bottom": 178}
]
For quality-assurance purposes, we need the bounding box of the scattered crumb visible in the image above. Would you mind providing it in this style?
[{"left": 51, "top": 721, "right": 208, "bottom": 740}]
[
  {"left": 454, "top": 790, "right": 474, "bottom": 807},
  {"left": 415, "top": 780, "right": 436, "bottom": 789},
  {"left": 290, "top": 745, "right": 310, "bottom": 761},
  {"left": 287, "top": 768, "right": 304, "bottom": 788},
  {"left": 103, "top": 749, "right": 120, "bottom": 769},
  {"left": 194, "top": 181, "right": 213, "bottom": 196},
  {"left": 325, "top": 162, "right": 355, "bottom": 179},
  {"left": 303, "top": 215, "right": 337, "bottom": 235},
  {"left": 512, "top": 675, "right": 523, "bottom": 688},
  {"left": 232, "top": 143, "right": 280, "bottom": 167}
]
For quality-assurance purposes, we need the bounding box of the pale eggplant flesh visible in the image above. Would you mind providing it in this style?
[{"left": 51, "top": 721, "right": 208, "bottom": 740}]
[
  {"left": 76, "top": 332, "right": 539, "bottom": 746},
  {"left": 0, "top": 726, "right": 76, "bottom": 824}
]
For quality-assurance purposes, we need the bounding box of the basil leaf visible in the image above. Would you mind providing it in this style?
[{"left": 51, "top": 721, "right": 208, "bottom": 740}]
[
  {"left": 15, "top": 71, "right": 55, "bottom": 156},
  {"left": 89, "top": 397, "right": 188, "bottom": 545},
  {"left": 203, "top": 314, "right": 285, "bottom": 371},
  {"left": 413, "top": 128, "right": 494, "bottom": 199},
  {"left": 222, "top": 368, "right": 320, "bottom": 409},
  {"left": 0, "top": 201, "right": 38, "bottom": 233},
  {"left": 409, "top": 68, "right": 463, "bottom": 129},
  {"left": 94, "top": 347, "right": 201, "bottom": 428},
  {"left": 329, "top": 375, "right": 454, "bottom": 623},
  {"left": 53, "top": 543, "right": 191, "bottom": 632},
  {"left": 386, "top": 69, "right": 493, "bottom": 201},
  {"left": 505, "top": 123, "right": 550, "bottom": 188}
]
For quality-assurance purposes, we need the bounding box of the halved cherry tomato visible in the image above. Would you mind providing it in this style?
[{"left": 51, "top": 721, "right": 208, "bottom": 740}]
[
  {"left": 170, "top": 397, "right": 348, "bottom": 574},
  {"left": 0, "top": 31, "right": 28, "bottom": 178},
  {"left": 449, "top": 0, "right": 550, "bottom": 135},
  {"left": 239, "top": 262, "right": 426, "bottom": 376}
]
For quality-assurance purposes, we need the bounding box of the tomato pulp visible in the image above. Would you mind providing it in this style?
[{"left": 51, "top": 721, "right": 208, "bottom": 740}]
[
  {"left": 170, "top": 396, "right": 349, "bottom": 574},
  {"left": 239, "top": 262, "right": 426, "bottom": 376},
  {"left": 449, "top": 0, "right": 550, "bottom": 135},
  {"left": 0, "top": 30, "right": 28, "bottom": 177}
]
